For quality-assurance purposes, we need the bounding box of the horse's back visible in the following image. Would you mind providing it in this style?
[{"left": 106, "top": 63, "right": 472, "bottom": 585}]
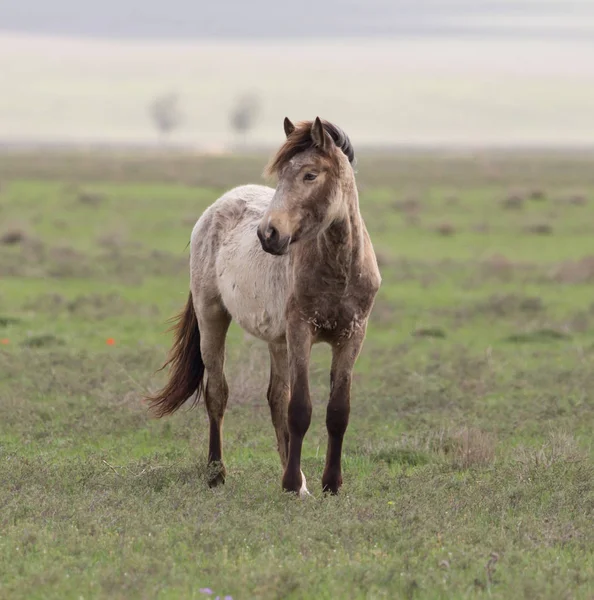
[
  {"left": 195, "top": 184, "right": 273, "bottom": 230},
  {"left": 190, "top": 184, "right": 290, "bottom": 343},
  {"left": 190, "top": 184, "right": 272, "bottom": 259}
]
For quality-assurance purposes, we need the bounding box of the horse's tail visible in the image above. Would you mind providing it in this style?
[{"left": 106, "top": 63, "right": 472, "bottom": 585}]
[{"left": 145, "top": 291, "right": 205, "bottom": 417}]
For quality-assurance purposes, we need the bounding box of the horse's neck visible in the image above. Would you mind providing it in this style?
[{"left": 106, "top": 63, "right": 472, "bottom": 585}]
[{"left": 293, "top": 185, "right": 364, "bottom": 291}]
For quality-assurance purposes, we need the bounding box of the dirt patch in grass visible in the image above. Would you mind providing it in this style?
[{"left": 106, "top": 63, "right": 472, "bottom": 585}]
[
  {"left": 0, "top": 316, "right": 21, "bottom": 327},
  {"left": 0, "top": 229, "right": 29, "bottom": 245},
  {"left": 24, "top": 292, "right": 160, "bottom": 320},
  {"left": 380, "top": 256, "right": 548, "bottom": 294},
  {"left": 385, "top": 258, "right": 444, "bottom": 285},
  {"left": 47, "top": 246, "right": 93, "bottom": 278},
  {"left": 474, "top": 293, "right": 544, "bottom": 317},
  {"left": 372, "top": 447, "right": 432, "bottom": 467},
  {"left": 556, "top": 193, "right": 588, "bottom": 207},
  {"left": 98, "top": 248, "right": 188, "bottom": 283},
  {"left": 478, "top": 255, "right": 544, "bottom": 284},
  {"left": 500, "top": 192, "right": 525, "bottom": 210},
  {"left": 0, "top": 236, "right": 45, "bottom": 276},
  {"left": 437, "top": 293, "right": 545, "bottom": 325},
  {"left": 1, "top": 239, "right": 187, "bottom": 282},
  {"left": 77, "top": 190, "right": 107, "bottom": 206},
  {"left": 524, "top": 223, "right": 553, "bottom": 235},
  {"left": 568, "top": 310, "right": 591, "bottom": 333},
  {"left": 480, "top": 254, "right": 516, "bottom": 281},
  {"left": 552, "top": 256, "right": 594, "bottom": 284},
  {"left": 392, "top": 196, "right": 422, "bottom": 215},
  {"left": 504, "top": 328, "right": 571, "bottom": 343},
  {"left": 22, "top": 333, "right": 65, "bottom": 348},
  {"left": 364, "top": 427, "right": 496, "bottom": 470},
  {"left": 434, "top": 222, "right": 456, "bottom": 236},
  {"left": 412, "top": 327, "right": 447, "bottom": 339},
  {"left": 97, "top": 231, "right": 130, "bottom": 250}
]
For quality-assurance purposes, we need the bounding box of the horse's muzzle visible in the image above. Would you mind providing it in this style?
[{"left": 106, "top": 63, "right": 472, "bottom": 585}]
[{"left": 257, "top": 224, "right": 291, "bottom": 256}]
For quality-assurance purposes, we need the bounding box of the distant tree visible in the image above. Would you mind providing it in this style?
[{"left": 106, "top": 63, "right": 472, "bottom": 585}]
[
  {"left": 230, "top": 93, "right": 261, "bottom": 147},
  {"left": 150, "top": 93, "right": 183, "bottom": 143}
]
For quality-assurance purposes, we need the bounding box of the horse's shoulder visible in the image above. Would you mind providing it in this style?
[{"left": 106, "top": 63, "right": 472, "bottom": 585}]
[
  {"left": 221, "top": 184, "right": 275, "bottom": 208},
  {"left": 192, "top": 184, "right": 275, "bottom": 240}
]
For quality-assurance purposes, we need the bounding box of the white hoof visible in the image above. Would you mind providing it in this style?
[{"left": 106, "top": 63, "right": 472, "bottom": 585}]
[{"left": 299, "top": 470, "right": 311, "bottom": 498}]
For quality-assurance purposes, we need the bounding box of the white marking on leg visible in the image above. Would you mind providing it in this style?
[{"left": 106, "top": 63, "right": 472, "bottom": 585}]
[{"left": 299, "top": 470, "right": 311, "bottom": 498}]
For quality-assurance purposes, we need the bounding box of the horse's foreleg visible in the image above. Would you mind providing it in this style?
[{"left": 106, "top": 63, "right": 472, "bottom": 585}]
[
  {"left": 267, "top": 342, "right": 290, "bottom": 468},
  {"left": 322, "top": 328, "right": 366, "bottom": 494},
  {"left": 282, "top": 318, "right": 313, "bottom": 496},
  {"left": 197, "top": 300, "right": 231, "bottom": 487}
]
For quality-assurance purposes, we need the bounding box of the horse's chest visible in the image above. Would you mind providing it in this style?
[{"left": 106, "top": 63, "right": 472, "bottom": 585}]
[
  {"left": 312, "top": 312, "right": 363, "bottom": 342},
  {"left": 297, "top": 269, "right": 378, "bottom": 342},
  {"left": 302, "top": 297, "right": 368, "bottom": 343}
]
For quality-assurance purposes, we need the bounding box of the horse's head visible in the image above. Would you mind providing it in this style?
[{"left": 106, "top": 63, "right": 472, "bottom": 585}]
[{"left": 258, "top": 117, "right": 356, "bottom": 256}]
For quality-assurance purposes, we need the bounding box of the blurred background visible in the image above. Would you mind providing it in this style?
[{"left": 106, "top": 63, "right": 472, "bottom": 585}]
[{"left": 2, "top": 0, "right": 594, "bottom": 150}]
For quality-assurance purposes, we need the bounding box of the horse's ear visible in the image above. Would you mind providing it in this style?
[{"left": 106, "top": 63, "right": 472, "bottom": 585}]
[
  {"left": 311, "top": 116, "right": 329, "bottom": 151},
  {"left": 283, "top": 117, "right": 295, "bottom": 138}
]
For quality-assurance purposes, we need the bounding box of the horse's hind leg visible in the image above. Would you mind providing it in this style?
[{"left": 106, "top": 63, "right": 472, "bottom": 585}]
[
  {"left": 196, "top": 298, "right": 231, "bottom": 487},
  {"left": 267, "top": 342, "right": 290, "bottom": 468}
]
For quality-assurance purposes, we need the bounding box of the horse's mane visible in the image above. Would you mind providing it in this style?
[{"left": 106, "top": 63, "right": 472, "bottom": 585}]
[{"left": 265, "top": 119, "right": 355, "bottom": 177}]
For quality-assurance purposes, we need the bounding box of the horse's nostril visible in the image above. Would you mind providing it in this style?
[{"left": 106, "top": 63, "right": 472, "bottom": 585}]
[{"left": 266, "top": 226, "right": 279, "bottom": 242}]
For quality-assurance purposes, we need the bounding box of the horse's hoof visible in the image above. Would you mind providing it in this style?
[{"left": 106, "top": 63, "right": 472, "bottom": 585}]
[
  {"left": 322, "top": 472, "right": 342, "bottom": 495},
  {"left": 282, "top": 469, "right": 310, "bottom": 497},
  {"left": 207, "top": 462, "right": 226, "bottom": 487}
]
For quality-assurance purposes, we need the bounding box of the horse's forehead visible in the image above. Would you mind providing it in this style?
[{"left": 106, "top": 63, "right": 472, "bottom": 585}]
[
  {"left": 287, "top": 151, "right": 322, "bottom": 171},
  {"left": 288, "top": 155, "right": 307, "bottom": 169}
]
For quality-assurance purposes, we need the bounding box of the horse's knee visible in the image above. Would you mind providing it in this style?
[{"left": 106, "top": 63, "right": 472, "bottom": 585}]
[
  {"left": 288, "top": 387, "right": 312, "bottom": 437},
  {"left": 326, "top": 402, "right": 349, "bottom": 438},
  {"left": 326, "top": 379, "right": 350, "bottom": 438},
  {"left": 204, "top": 369, "right": 228, "bottom": 418}
]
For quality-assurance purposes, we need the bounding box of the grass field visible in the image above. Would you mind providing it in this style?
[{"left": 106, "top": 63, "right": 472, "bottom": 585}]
[{"left": 1, "top": 151, "right": 593, "bottom": 599}]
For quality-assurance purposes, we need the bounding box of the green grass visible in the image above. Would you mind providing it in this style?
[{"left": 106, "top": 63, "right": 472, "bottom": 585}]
[{"left": 1, "top": 152, "right": 593, "bottom": 599}]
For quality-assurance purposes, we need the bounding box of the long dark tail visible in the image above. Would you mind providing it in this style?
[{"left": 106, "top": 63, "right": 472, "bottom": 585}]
[{"left": 145, "top": 291, "right": 205, "bottom": 418}]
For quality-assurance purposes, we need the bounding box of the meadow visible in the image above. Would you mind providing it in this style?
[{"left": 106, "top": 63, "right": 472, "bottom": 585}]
[{"left": 0, "top": 150, "right": 593, "bottom": 599}]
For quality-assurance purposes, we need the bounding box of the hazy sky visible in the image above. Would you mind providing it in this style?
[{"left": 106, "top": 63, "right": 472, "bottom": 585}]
[
  {"left": 2, "top": 1, "right": 593, "bottom": 147},
  {"left": 2, "top": 1, "right": 594, "bottom": 40}
]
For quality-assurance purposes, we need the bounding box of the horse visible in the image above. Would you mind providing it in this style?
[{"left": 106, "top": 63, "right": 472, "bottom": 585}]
[{"left": 145, "top": 117, "right": 381, "bottom": 496}]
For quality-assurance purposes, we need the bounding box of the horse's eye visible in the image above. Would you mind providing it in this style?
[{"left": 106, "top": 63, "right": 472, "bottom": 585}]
[{"left": 303, "top": 172, "right": 318, "bottom": 182}]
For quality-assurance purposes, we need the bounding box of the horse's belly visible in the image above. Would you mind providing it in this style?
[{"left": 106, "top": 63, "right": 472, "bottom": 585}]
[
  {"left": 219, "top": 272, "right": 287, "bottom": 342},
  {"left": 217, "top": 236, "right": 289, "bottom": 343}
]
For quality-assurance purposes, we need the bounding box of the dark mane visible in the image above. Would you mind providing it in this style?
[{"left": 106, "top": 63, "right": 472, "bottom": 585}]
[{"left": 265, "top": 119, "right": 355, "bottom": 176}]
